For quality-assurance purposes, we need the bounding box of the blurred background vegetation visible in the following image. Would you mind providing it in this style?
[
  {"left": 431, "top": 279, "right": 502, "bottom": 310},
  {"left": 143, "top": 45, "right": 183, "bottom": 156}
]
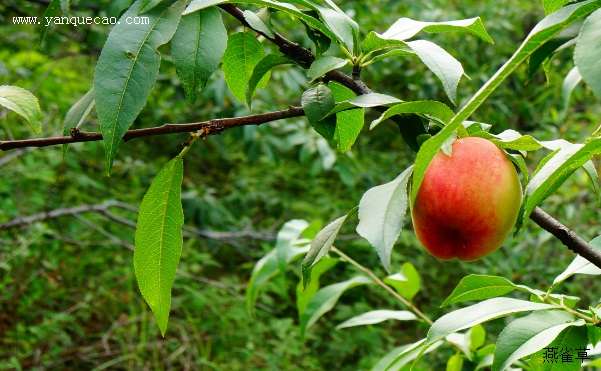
[{"left": 1, "top": 0, "right": 599, "bottom": 369}]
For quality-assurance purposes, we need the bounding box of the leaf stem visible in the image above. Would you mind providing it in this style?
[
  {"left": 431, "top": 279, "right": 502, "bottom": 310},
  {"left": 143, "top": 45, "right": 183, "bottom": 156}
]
[{"left": 330, "top": 246, "right": 433, "bottom": 325}]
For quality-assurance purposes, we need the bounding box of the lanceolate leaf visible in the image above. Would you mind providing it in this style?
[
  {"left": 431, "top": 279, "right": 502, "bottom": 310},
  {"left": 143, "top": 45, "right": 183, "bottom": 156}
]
[
  {"left": 544, "top": 0, "right": 570, "bottom": 14},
  {"left": 172, "top": 7, "right": 227, "bottom": 105},
  {"left": 411, "top": 0, "right": 601, "bottom": 205},
  {"left": 336, "top": 310, "right": 417, "bottom": 329},
  {"left": 492, "top": 310, "right": 585, "bottom": 371},
  {"left": 297, "top": 257, "right": 338, "bottom": 314},
  {"left": 325, "top": 93, "right": 403, "bottom": 117},
  {"left": 328, "top": 81, "right": 364, "bottom": 152},
  {"left": 94, "top": 0, "right": 186, "bottom": 174},
  {"left": 406, "top": 40, "right": 464, "bottom": 104},
  {"left": 356, "top": 166, "right": 413, "bottom": 272},
  {"left": 574, "top": 8, "right": 601, "bottom": 99},
  {"left": 384, "top": 262, "right": 421, "bottom": 302},
  {"left": 39, "top": 0, "right": 61, "bottom": 44},
  {"left": 552, "top": 236, "right": 601, "bottom": 289},
  {"left": 247, "top": 54, "right": 295, "bottom": 106},
  {"left": 134, "top": 157, "right": 184, "bottom": 336},
  {"left": 370, "top": 101, "right": 455, "bottom": 129},
  {"left": 524, "top": 138, "right": 601, "bottom": 221},
  {"left": 302, "top": 85, "right": 336, "bottom": 140},
  {"left": 139, "top": 0, "right": 163, "bottom": 13},
  {"left": 527, "top": 325, "right": 587, "bottom": 370},
  {"left": 299, "top": 275, "right": 372, "bottom": 338},
  {"left": 0, "top": 85, "right": 42, "bottom": 134},
  {"left": 301, "top": 207, "right": 358, "bottom": 289},
  {"left": 222, "top": 32, "right": 270, "bottom": 103},
  {"left": 374, "top": 339, "right": 442, "bottom": 371},
  {"left": 562, "top": 66, "right": 582, "bottom": 112},
  {"left": 243, "top": 9, "right": 274, "bottom": 38},
  {"left": 307, "top": 56, "right": 349, "bottom": 82},
  {"left": 426, "top": 298, "right": 558, "bottom": 348},
  {"left": 380, "top": 17, "right": 493, "bottom": 43},
  {"left": 275, "top": 219, "right": 309, "bottom": 286},
  {"left": 441, "top": 275, "right": 539, "bottom": 307},
  {"left": 583, "top": 160, "right": 601, "bottom": 207},
  {"left": 246, "top": 244, "right": 310, "bottom": 315},
  {"left": 62, "top": 87, "right": 95, "bottom": 156}
]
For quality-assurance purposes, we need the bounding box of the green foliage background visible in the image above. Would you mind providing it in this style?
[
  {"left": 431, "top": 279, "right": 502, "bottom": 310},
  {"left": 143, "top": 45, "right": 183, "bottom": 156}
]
[{"left": 0, "top": 0, "right": 599, "bottom": 369}]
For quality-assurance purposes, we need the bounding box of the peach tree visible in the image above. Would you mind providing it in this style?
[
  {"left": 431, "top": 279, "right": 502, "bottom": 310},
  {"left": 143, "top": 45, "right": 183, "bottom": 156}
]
[{"left": 2, "top": 0, "right": 601, "bottom": 369}]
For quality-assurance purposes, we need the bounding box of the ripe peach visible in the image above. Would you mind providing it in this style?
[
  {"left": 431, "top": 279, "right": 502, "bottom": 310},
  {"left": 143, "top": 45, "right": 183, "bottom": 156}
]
[{"left": 411, "top": 137, "right": 522, "bottom": 261}]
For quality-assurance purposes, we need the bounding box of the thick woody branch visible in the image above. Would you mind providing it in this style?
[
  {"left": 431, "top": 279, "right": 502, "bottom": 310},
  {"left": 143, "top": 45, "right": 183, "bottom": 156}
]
[
  {"left": 0, "top": 106, "right": 305, "bottom": 151},
  {"left": 530, "top": 207, "right": 601, "bottom": 268}
]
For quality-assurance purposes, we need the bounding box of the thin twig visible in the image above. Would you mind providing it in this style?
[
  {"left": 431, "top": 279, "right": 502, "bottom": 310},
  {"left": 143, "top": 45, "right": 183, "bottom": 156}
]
[
  {"left": 331, "top": 246, "right": 433, "bottom": 325},
  {"left": 0, "top": 106, "right": 305, "bottom": 151}
]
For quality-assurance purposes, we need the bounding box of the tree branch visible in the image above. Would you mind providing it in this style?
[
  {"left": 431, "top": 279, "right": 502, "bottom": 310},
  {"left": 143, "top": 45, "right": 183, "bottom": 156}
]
[
  {"left": 0, "top": 106, "right": 305, "bottom": 151},
  {"left": 530, "top": 207, "right": 601, "bottom": 268}
]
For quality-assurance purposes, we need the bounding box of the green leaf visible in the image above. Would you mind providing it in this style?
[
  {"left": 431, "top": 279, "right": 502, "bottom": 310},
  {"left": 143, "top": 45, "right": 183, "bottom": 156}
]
[
  {"left": 441, "top": 275, "right": 523, "bottom": 307},
  {"left": 426, "top": 298, "right": 559, "bottom": 349},
  {"left": 373, "top": 339, "right": 442, "bottom": 371},
  {"left": 222, "top": 32, "right": 270, "bottom": 103},
  {"left": 561, "top": 67, "right": 582, "bottom": 113},
  {"left": 384, "top": 262, "right": 421, "bottom": 302},
  {"left": 528, "top": 325, "right": 588, "bottom": 370},
  {"left": 325, "top": 93, "right": 403, "bottom": 117},
  {"left": 296, "top": 256, "right": 338, "bottom": 315},
  {"left": 301, "top": 207, "right": 358, "bottom": 289},
  {"left": 275, "top": 219, "right": 309, "bottom": 287},
  {"left": 380, "top": 17, "right": 493, "bottom": 44},
  {"left": 371, "top": 101, "right": 455, "bottom": 129},
  {"left": 0, "top": 85, "right": 42, "bottom": 135},
  {"left": 314, "top": 4, "right": 357, "bottom": 55},
  {"left": 39, "top": 0, "right": 62, "bottom": 44},
  {"left": 302, "top": 10, "right": 331, "bottom": 56},
  {"left": 446, "top": 354, "right": 464, "bottom": 371},
  {"left": 299, "top": 275, "right": 372, "bottom": 338},
  {"left": 302, "top": 84, "right": 337, "bottom": 140},
  {"left": 473, "top": 129, "right": 543, "bottom": 151},
  {"left": 411, "top": 0, "right": 601, "bottom": 205},
  {"left": 552, "top": 236, "right": 601, "bottom": 289},
  {"left": 470, "top": 324, "right": 486, "bottom": 351},
  {"left": 172, "top": 7, "right": 227, "bottom": 105},
  {"left": 575, "top": 8, "right": 601, "bottom": 99},
  {"left": 356, "top": 166, "right": 413, "bottom": 272},
  {"left": 544, "top": 0, "right": 570, "bottom": 14},
  {"left": 307, "top": 56, "right": 349, "bottom": 81},
  {"left": 246, "top": 244, "right": 310, "bottom": 316},
  {"left": 492, "top": 310, "right": 585, "bottom": 371},
  {"left": 582, "top": 160, "right": 601, "bottom": 207},
  {"left": 243, "top": 9, "right": 274, "bottom": 38},
  {"left": 134, "top": 157, "right": 184, "bottom": 336},
  {"left": 524, "top": 138, "right": 601, "bottom": 220},
  {"left": 247, "top": 54, "right": 295, "bottom": 106},
  {"left": 406, "top": 40, "right": 464, "bottom": 104},
  {"left": 62, "top": 87, "right": 95, "bottom": 156},
  {"left": 328, "top": 81, "right": 364, "bottom": 152},
  {"left": 361, "top": 31, "right": 408, "bottom": 53},
  {"left": 139, "top": 0, "right": 163, "bottom": 13},
  {"left": 364, "top": 48, "right": 416, "bottom": 66},
  {"left": 508, "top": 154, "right": 530, "bottom": 184},
  {"left": 94, "top": 0, "right": 186, "bottom": 174},
  {"left": 183, "top": 0, "right": 339, "bottom": 48},
  {"left": 336, "top": 310, "right": 417, "bottom": 329}
]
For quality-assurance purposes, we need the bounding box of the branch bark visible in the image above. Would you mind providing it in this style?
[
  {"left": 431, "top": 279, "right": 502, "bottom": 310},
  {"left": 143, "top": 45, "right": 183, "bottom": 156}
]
[{"left": 0, "top": 106, "right": 304, "bottom": 151}]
